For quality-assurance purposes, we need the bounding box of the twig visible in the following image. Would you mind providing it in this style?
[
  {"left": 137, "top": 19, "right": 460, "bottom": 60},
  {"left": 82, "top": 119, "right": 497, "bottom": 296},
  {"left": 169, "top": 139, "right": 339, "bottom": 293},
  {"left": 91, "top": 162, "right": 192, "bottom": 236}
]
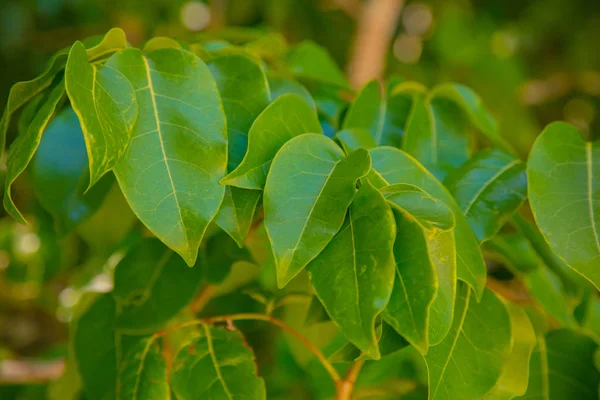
[
  {"left": 347, "top": 0, "right": 404, "bottom": 88},
  {"left": 336, "top": 359, "right": 366, "bottom": 400}
]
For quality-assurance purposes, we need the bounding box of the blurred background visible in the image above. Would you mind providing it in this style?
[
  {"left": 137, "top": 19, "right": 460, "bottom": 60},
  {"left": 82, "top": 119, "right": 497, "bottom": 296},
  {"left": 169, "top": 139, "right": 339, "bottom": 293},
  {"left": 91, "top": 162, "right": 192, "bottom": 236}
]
[{"left": 0, "top": 0, "right": 599, "bottom": 398}]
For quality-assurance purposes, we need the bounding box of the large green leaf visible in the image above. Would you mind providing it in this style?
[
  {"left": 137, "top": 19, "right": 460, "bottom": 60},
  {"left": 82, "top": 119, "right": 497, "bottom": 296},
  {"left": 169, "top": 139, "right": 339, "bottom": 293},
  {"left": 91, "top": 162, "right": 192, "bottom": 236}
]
[
  {"left": 425, "top": 285, "right": 512, "bottom": 400},
  {"left": 0, "top": 28, "right": 128, "bottom": 159},
  {"left": 528, "top": 122, "right": 600, "bottom": 290},
  {"left": 268, "top": 77, "right": 316, "bottom": 110},
  {"left": 118, "top": 337, "right": 169, "bottom": 400},
  {"left": 107, "top": 48, "right": 227, "bottom": 266},
  {"left": 287, "top": 41, "right": 350, "bottom": 90},
  {"left": 171, "top": 324, "right": 266, "bottom": 400},
  {"left": 221, "top": 94, "right": 322, "bottom": 190},
  {"left": 307, "top": 180, "right": 395, "bottom": 359},
  {"left": 381, "top": 183, "right": 455, "bottom": 231},
  {"left": 208, "top": 54, "right": 270, "bottom": 245},
  {"left": 264, "top": 135, "right": 371, "bottom": 287},
  {"left": 369, "top": 147, "right": 486, "bottom": 299},
  {"left": 403, "top": 94, "right": 470, "bottom": 180},
  {"left": 29, "top": 107, "right": 113, "bottom": 234},
  {"left": 112, "top": 238, "right": 204, "bottom": 331},
  {"left": 518, "top": 329, "right": 600, "bottom": 400},
  {"left": 485, "top": 302, "right": 536, "bottom": 400},
  {"left": 65, "top": 42, "right": 138, "bottom": 187},
  {"left": 342, "top": 80, "right": 385, "bottom": 144},
  {"left": 3, "top": 79, "right": 66, "bottom": 222},
  {"left": 383, "top": 209, "right": 455, "bottom": 353},
  {"left": 445, "top": 149, "right": 527, "bottom": 242}
]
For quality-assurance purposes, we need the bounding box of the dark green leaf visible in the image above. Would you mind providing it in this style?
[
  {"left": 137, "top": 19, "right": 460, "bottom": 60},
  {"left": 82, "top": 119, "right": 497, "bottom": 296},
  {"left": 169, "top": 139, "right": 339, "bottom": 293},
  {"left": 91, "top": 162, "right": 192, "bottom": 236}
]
[
  {"left": 221, "top": 94, "right": 322, "bottom": 190},
  {"left": 112, "top": 238, "right": 204, "bottom": 331},
  {"left": 369, "top": 147, "right": 485, "bottom": 299},
  {"left": 65, "top": 42, "right": 138, "bottom": 187},
  {"left": 445, "top": 149, "right": 526, "bottom": 242},
  {"left": 287, "top": 41, "right": 350, "bottom": 90},
  {"left": 307, "top": 180, "right": 395, "bottom": 359},
  {"left": 107, "top": 48, "right": 227, "bottom": 266},
  {"left": 205, "top": 231, "right": 254, "bottom": 284},
  {"left": 171, "top": 325, "right": 266, "bottom": 399},
  {"left": 334, "top": 128, "right": 377, "bottom": 154},
  {"left": 118, "top": 337, "right": 169, "bottom": 400},
  {"left": 264, "top": 134, "right": 371, "bottom": 287},
  {"left": 524, "top": 266, "right": 576, "bottom": 328},
  {"left": 381, "top": 183, "right": 455, "bottom": 231},
  {"left": 208, "top": 54, "right": 270, "bottom": 245},
  {"left": 3, "top": 79, "right": 66, "bottom": 223},
  {"left": 342, "top": 80, "right": 385, "bottom": 144},
  {"left": 383, "top": 210, "right": 456, "bottom": 352},
  {"left": 425, "top": 285, "right": 512, "bottom": 400},
  {"left": 528, "top": 122, "right": 600, "bottom": 290}
]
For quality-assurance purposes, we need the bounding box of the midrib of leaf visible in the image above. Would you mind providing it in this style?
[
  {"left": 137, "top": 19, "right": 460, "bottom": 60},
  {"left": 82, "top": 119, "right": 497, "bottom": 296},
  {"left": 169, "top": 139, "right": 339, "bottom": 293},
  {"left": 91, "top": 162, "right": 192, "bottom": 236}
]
[
  {"left": 132, "top": 337, "right": 156, "bottom": 400},
  {"left": 142, "top": 56, "right": 190, "bottom": 256},
  {"left": 426, "top": 100, "right": 438, "bottom": 164},
  {"left": 203, "top": 323, "right": 234, "bottom": 399},
  {"left": 395, "top": 268, "right": 419, "bottom": 338},
  {"left": 462, "top": 159, "right": 521, "bottom": 215},
  {"left": 348, "top": 210, "right": 362, "bottom": 331},
  {"left": 585, "top": 142, "right": 600, "bottom": 255},
  {"left": 430, "top": 289, "right": 471, "bottom": 399},
  {"left": 285, "top": 157, "right": 337, "bottom": 273}
]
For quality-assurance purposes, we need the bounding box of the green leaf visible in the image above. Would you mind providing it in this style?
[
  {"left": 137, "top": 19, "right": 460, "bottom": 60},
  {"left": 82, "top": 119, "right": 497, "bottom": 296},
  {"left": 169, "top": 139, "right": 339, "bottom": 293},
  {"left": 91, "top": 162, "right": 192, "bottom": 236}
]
[
  {"left": 528, "top": 122, "right": 600, "bottom": 290},
  {"left": 307, "top": 180, "right": 395, "bottom": 359},
  {"left": 143, "top": 37, "right": 184, "bottom": 52},
  {"left": 334, "top": 128, "right": 377, "bottom": 154},
  {"left": 485, "top": 302, "right": 536, "bottom": 400},
  {"left": 205, "top": 231, "right": 254, "bottom": 284},
  {"left": 208, "top": 54, "right": 270, "bottom": 245},
  {"left": 118, "top": 337, "right": 170, "bottom": 400},
  {"left": 171, "top": 324, "right": 266, "bottom": 400},
  {"left": 369, "top": 147, "right": 486, "bottom": 299},
  {"left": 287, "top": 41, "right": 350, "bottom": 90},
  {"left": 425, "top": 285, "right": 512, "bottom": 400},
  {"left": 264, "top": 135, "right": 371, "bottom": 287},
  {"left": 65, "top": 42, "right": 138, "bottom": 187},
  {"left": 221, "top": 94, "right": 322, "bottom": 190},
  {"left": 112, "top": 238, "right": 204, "bottom": 331},
  {"left": 107, "top": 47, "right": 227, "bottom": 266},
  {"left": 383, "top": 209, "right": 456, "bottom": 352},
  {"left": 268, "top": 77, "right": 316, "bottom": 110},
  {"left": 29, "top": 107, "right": 114, "bottom": 234},
  {"left": 403, "top": 94, "right": 470, "bottom": 180},
  {"left": 380, "top": 82, "right": 421, "bottom": 148},
  {"left": 0, "top": 27, "right": 128, "bottom": 159},
  {"left": 430, "top": 83, "right": 514, "bottom": 154},
  {"left": 381, "top": 183, "right": 455, "bottom": 231},
  {"left": 445, "top": 149, "right": 527, "bottom": 242},
  {"left": 342, "top": 80, "right": 385, "bottom": 144},
  {"left": 486, "top": 229, "right": 540, "bottom": 274},
  {"left": 518, "top": 329, "right": 600, "bottom": 400},
  {"left": 3, "top": 79, "right": 66, "bottom": 223}
]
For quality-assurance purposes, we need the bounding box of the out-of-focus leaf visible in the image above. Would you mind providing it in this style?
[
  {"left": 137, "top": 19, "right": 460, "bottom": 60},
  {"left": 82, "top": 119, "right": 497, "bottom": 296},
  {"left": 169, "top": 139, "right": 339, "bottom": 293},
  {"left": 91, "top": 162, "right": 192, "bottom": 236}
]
[
  {"left": 221, "top": 94, "right": 322, "bottom": 190},
  {"left": 107, "top": 48, "right": 227, "bottom": 266},
  {"left": 445, "top": 149, "right": 526, "bottom": 242},
  {"left": 171, "top": 325, "right": 266, "bottom": 399},
  {"left": 528, "top": 122, "right": 600, "bottom": 290},
  {"left": 268, "top": 77, "right": 316, "bottom": 110},
  {"left": 65, "top": 42, "right": 138, "bottom": 187},
  {"left": 369, "top": 146, "right": 485, "bottom": 299},
  {"left": 308, "top": 181, "right": 395, "bottom": 359},
  {"left": 264, "top": 135, "right": 371, "bottom": 287},
  {"left": 205, "top": 230, "right": 254, "bottom": 284},
  {"left": 287, "top": 41, "right": 350, "bottom": 90},
  {"left": 524, "top": 266, "right": 577, "bottom": 328},
  {"left": 334, "top": 128, "right": 377, "bottom": 153},
  {"left": 118, "top": 337, "right": 169, "bottom": 400},
  {"left": 342, "top": 80, "right": 385, "bottom": 144}
]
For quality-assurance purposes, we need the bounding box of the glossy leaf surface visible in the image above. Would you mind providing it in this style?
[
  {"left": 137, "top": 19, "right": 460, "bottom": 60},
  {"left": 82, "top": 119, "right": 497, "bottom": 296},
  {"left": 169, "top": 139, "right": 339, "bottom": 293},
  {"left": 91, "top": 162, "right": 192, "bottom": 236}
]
[
  {"left": 108, "top": 48, "right": 227, "bottom": 266},
  {"left": 342, "top": 80, "right": 385, "bottom": 144},
  {"left": 446, "top": 149, "right": 526, "bottom": 242},
  {"left": 528, "top": 122, "right": 600, "bottom": 289},
  {"left": 221, "top": 94, "right": 322, "bottom": 190},
  {"left": 307, "top": 181, "right": 395, "bottom": 359},
  {"left": 264, "top": 134, "right": 371, "bottom": 287}
]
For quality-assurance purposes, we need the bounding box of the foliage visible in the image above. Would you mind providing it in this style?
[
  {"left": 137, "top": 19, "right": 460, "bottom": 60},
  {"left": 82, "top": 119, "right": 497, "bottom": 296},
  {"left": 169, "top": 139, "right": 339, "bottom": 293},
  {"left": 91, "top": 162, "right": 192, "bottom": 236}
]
[{"left": 1, "top": 22, "right": 600, "bottom": 400}]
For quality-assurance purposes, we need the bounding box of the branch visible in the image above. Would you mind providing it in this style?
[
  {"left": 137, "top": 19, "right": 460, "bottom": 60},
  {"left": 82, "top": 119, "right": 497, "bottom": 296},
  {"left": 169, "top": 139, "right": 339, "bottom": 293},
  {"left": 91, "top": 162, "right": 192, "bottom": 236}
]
[
  {"left": 336, "top": 359, "right": 366, "bottom": 400},
  {"left": 0, "top": 359, "right": 64, "bottom": 384},
  {"left": 347, "top": 0, "right": 404, "bottom": 88}
]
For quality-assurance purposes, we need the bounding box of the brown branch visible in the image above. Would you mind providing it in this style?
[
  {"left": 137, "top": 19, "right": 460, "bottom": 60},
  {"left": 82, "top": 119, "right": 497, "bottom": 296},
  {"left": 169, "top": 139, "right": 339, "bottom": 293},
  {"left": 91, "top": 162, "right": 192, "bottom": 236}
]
[
  {"left": 0, "top": 359, "right": 65, "bottom": 384},
  {"left": 336, "top": 359, "right": 366, "bottom": 400},
  {"left": 347, "top": 0, "right": 404, "bottom": 88}
]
